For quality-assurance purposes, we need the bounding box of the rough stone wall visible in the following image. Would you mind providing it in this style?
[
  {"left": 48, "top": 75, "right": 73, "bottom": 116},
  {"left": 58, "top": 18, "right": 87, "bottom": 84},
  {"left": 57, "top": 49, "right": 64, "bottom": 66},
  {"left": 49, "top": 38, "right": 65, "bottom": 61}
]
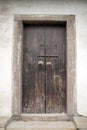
[{"left": 0, "top": 0, "right": 87, "bottom": 116}]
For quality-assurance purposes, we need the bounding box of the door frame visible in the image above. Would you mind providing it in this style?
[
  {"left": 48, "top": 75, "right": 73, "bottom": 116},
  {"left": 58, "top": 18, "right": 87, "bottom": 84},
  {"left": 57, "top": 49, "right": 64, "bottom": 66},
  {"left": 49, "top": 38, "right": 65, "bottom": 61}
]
[{"left": 12, "top": 15, "right": 77, "bottom": 117}]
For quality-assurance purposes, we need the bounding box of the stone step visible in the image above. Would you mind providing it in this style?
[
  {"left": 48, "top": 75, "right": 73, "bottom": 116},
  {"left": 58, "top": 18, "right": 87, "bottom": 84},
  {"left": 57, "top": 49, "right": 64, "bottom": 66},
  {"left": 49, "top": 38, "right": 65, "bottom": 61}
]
[
  {"left": 0, "top": 117, "right": 11, "bottom": 130},
  {"left": 21, "top": 113, "right": 70, "bottom": 121},
  {"left": 73, "top": 116, "right": 87, "bottom": 129},
  {"left": 6, "top": 121, "right": 76, "bottom": 130}
]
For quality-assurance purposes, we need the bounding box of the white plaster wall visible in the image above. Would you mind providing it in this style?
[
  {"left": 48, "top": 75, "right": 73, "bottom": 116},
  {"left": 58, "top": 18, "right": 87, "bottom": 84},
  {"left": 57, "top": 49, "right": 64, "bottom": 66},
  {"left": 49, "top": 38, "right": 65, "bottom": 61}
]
[{"left": 0, "top": 0, "right": 87, "bottom": 116}]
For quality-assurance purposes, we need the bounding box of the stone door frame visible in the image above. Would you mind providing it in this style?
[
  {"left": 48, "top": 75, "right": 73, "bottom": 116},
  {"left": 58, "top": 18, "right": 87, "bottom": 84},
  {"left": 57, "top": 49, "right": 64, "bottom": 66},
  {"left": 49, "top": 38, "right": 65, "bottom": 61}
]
[{"left": 12, "top": 15, "right": 77, "bottom": 116}]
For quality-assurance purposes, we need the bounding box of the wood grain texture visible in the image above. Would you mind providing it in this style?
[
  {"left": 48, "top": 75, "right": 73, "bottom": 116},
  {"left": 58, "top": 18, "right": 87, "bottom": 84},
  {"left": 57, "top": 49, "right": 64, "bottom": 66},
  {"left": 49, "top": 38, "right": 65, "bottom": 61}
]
[
  {"left": 22, "top": 25, "right": 45, "bottom": 113},
  {"left": 46, "top": 25, "right": 66, "bottom": 113},
  {"left": 22, "top": 24, "right": 66, "bottom": 113}
]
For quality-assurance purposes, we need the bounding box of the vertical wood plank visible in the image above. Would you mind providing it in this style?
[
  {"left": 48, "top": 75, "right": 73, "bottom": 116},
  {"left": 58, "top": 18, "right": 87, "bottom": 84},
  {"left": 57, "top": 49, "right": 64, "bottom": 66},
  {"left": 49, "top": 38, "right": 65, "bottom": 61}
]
[
  {"left": 46, "top": 25, "right": 66, "bottom": 113},
  {"left": 22, "top": 25, "right": 45, "bottom": 113}
]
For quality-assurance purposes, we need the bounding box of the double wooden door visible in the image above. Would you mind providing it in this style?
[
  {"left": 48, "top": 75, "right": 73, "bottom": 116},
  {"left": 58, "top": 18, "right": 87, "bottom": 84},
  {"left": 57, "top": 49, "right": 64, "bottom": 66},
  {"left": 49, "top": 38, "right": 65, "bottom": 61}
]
[{"left": 22, "top": 24, "right": 66, "bottom": 113}]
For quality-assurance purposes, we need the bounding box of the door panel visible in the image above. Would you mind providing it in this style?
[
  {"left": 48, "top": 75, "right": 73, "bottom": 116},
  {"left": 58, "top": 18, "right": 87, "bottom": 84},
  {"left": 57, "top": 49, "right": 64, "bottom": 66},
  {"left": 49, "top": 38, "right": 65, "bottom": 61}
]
[
  {"left": 22, "top": 24, "right": 66, "bottom": 113},
  {"left": 45, "top": 26, "right": 66, "bottom": 113},
  {"left": 22, "top": 25, "right": 45, "bottom": 113}
]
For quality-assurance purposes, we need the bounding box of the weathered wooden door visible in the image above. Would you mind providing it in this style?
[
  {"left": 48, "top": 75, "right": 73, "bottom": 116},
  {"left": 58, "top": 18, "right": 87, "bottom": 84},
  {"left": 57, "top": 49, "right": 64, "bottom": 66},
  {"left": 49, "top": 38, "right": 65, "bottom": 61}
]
[{"left": 22, "top": 24, "right": 66, "bottom": 113}]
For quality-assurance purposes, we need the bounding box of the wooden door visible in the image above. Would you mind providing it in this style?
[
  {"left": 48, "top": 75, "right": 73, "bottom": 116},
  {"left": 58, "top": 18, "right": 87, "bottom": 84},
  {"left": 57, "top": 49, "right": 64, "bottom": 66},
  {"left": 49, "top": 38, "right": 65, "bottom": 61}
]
[{"left": 22, "top": 24, "right": 66, "bottom": 113}]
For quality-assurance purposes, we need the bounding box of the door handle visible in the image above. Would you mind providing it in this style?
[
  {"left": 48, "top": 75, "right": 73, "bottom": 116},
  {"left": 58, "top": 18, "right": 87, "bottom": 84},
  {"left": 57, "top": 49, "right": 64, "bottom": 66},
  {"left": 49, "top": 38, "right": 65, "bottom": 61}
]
[
  {"left": 38, "top": 61, "right": 52, "bottom": 66},
  {"left": 38, "top": 60, "right": 44, "bottom": 65},
  {"left": 46, "top": 61, "right": 52, "bottom": 65}
]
